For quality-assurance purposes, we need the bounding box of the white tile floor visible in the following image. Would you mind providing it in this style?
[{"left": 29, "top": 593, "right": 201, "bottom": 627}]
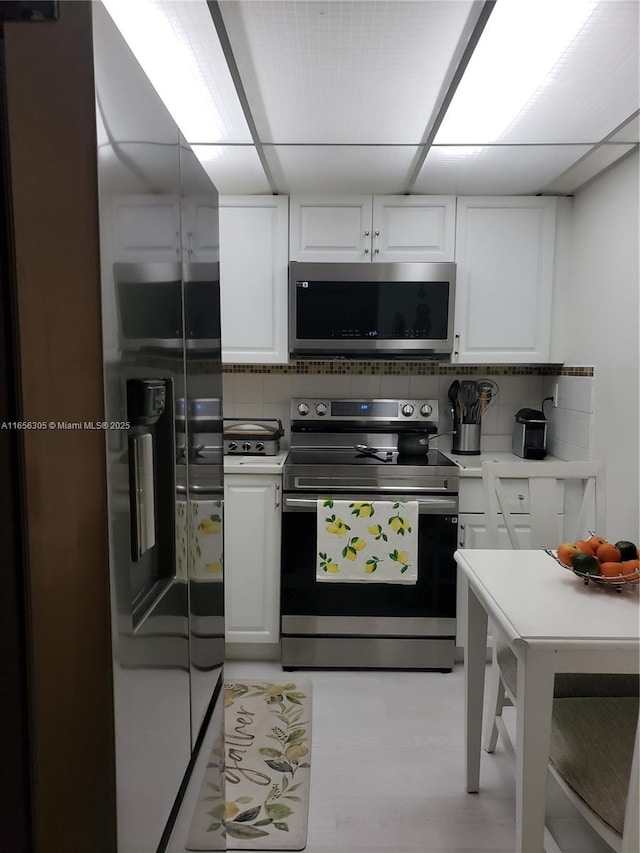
[{"left": 168, "top": 661, "right": 614, "bottom": 853}]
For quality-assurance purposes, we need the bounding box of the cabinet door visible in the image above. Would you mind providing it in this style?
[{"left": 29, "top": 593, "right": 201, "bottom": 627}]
[
  {"left": 224, "top": 475, "right": 281, "bottom": 644},
  {"left": 289, "top": 195, "right": 373, "bottom": 262},
  {"left": 372, "top": 196, "right": 455, "bottom": 262},
  {"left": 453, "top": 197, "right": 557, "bottom": 363},
  {"left": 113, "top": 195, "right": 180, "bottom": 261},
  {"left": 184, "top": 197, "right": 219, "bottom": 262},
  {"left": 456, "top": 512, "right": 531, "bottom": 649},
  {"left": 219, "top": 196, "right": 289, "bottom": 363}
]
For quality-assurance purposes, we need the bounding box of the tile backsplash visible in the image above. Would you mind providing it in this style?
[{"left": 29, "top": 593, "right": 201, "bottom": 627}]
[
  {"left": 223, "top": 369, "right": 569, "bottom": 455},
  {"left": 542, "top": 374, "right": 595, "bottom": 461}
]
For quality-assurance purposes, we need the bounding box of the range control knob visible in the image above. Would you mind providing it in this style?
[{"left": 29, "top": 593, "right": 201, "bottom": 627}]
[
  {"left": 316, "top": 402, "right": 328, "bottom": 416},
  {"left": 420, "top": 403, "right": 433, "bottom": 417},
  {"left": 242, "top": 441, "right": 252, "bottom": 452},
  {"left": 228, "top": 441, "right": 237, "bottom": 452},
  {"left": 297, "top": 402, "right": 309, "bottom": 416},
  {"left": 401, "top": 404, "right": 414, "bottom": 417},
  {"left": 256, "top": 441, "right": 265, "bottom": 453}
]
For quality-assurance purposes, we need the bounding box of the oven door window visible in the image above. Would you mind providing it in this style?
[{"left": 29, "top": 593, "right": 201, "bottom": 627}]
[{"left": 281, "top": 502, "right": 457, "bottom": 618}]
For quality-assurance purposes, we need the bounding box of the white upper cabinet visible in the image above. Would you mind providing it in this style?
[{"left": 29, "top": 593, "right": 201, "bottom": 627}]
[
  {"left": 219, "top": 195, "right": 289, "bottom": 364},
  {"left": 371, "top": 196, "right": 456, "bottom": 261},
  {"left": 290, "top": 195, "right": 456, "bottom": 262},
  {"left": 113, "top": 195, "right": 181, "bottom": 261},
  {"left": 290, "top": 195, "right": 372, "bottom": 262},
  {"left": 182, "top": 197, "right": 219, "bottom": 262},
  {"left": 453, "top": 197, "right": 557, "bottom": 363}
]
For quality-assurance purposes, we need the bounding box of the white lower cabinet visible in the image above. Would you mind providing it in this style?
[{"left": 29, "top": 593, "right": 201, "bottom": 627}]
[
  {"left": 224, "top": 473, "right": 282, "bottom": 645},
  {"left": 456, "top": 481, "right": 532, "bottom": 652}
]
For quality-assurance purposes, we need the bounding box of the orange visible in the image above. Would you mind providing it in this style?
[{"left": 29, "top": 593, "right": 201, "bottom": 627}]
[
  {"left": 575, "top": 540, "right": 595, "bottom": 555},
  {"left": 620, "top": 559, "right": 640, "bottom": 583},
  {"left": 557, "top": 542, "right": 580, "bottom": 567},
  {"left": 587, "top": 535, "right": 607, "bottom": 550},
  {"left": 599, "top": 561, "right": 625, "bottom": 579},
  {"left": 596, "top": 542, "right": 621, "bottom": 563}
]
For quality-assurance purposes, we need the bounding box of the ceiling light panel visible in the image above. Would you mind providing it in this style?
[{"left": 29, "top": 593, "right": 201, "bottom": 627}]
[
  {"left": 102, "top": 0, "right": 252, "bottom": 143},
  {"left": 191, "top": 145, "right": 272, "bottom": 194},
  {"left": 219, "top": 0, "right": 476, "bottom": 144},
  {"left": 436, "top": 1, "right": 639, "bottom": 145},
  {"left": 415, "top": 145, "right": 594, "bottom": 195},
  {"left": 264, "top": 145, "right": 420, "bottom": 193}
]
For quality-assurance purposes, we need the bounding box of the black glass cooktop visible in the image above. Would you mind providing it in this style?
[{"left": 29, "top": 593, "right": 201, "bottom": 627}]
[{"left": 286, "top": 447, "right": 457, "bottom": 468}]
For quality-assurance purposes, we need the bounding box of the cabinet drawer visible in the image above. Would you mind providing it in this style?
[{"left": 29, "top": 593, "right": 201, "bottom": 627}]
[{"left": 459, "top": 477, "right": 531, "bottom": 513}]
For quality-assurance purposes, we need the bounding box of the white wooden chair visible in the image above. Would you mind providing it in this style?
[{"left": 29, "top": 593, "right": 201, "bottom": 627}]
[{"left": 480, "top": 459, "right": 640, "bottom": 852}]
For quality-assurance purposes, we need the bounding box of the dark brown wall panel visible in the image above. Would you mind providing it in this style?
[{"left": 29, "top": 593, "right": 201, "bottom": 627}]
[{"left": 3, "top": 4, "right": 117, "bottom": 851}]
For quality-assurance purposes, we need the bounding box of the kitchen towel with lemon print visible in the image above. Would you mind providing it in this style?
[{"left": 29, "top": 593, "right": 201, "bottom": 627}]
[
  {"left": 316, "top": 499, "right": 418, "bottom": 584},
  {"left": 177, "top": 499, "right": 224, "bottom": 581}
]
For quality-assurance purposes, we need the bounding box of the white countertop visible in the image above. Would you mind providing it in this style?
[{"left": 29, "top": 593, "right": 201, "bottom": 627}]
[
  {"left": 224, "top": 449, "right": 289, "bottom": 474},
  {"left": 443, "top": 450, "right": 561, "bottom": 476},
  {"left": 223, "top": 448, "right": 565, "bottom": 476}
]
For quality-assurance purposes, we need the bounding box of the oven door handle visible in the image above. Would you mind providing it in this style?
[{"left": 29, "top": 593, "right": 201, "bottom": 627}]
[{"left": 283, "top": 496, "right": 458, "bottom": 514}]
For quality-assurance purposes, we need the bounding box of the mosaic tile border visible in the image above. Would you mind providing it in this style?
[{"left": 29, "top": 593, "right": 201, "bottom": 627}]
[{"left": 222, "top": 361, "right": 594, "bottom": 377}]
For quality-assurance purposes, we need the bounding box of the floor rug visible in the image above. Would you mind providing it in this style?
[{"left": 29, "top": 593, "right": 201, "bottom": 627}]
[{"left": 186, "top": 680, "right": 312, "bottom": 851}]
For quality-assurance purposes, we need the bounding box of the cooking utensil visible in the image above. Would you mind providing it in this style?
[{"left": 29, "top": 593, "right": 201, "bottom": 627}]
[
  {"left": 460, "top": 380, "right": 479, "bottom": 423},
  {"left": 397, "top": 431, "right": 456, "bottom": 456},
  {"left": 354, "top": 444, "right": 392, "bottom": 462}
]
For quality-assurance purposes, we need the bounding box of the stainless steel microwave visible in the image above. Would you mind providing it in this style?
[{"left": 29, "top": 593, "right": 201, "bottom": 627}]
[
  {"left": 114, "top": 261, "right": 220, "bottom": 353},
  {"left": 289, "top": 261, "right": 456, "bottom": 357}
]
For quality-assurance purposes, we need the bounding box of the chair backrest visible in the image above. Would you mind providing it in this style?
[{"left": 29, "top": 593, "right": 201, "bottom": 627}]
[{"left": 481, "top": 460, "right": 603, "bottom": 550}]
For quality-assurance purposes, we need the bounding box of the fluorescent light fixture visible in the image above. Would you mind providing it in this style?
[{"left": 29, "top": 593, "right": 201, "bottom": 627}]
[
  {"left": 435, "top": 0, "right": 596, "bottom": 144},
  {"left": 102, "top": 0, "right": 252, "bottom": 143}
]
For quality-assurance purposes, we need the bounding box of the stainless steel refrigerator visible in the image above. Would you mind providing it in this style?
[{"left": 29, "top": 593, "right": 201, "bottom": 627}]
[{"left": 93, "top": 6, "right": 225, "bottom": 850}]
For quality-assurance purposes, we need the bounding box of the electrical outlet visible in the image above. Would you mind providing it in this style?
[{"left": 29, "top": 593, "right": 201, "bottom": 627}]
[{"left": 552, "top": 383, "right": 559, "bottom": 408}]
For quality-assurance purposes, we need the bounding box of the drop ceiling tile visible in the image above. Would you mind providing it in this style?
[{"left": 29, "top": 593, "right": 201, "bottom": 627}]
[
  {"left": 500, "top": 2, "right": 639, "bottom": 144},
  {"left": 219, "top": 0, "right": 476, "bottom": 144},
  {"left": 263, "top": 145, "right": 420, "bottom": 193},
  {"left": 415, "top": 145, "right": 593, "bottom": 195},
  {"left": 607, "top": 114, "right": 640, "bottom": 144},
  {"left": 542, "top": 143, "right": 637, "bottom": 194},
  {"left": 436, "top": 0, "right": 639, "bottom": 145},
  {"left": 105, "top": 0, "right": 253, "bottom": 143},
  {"left": 191, "top": 145, "right": 271, "bottom": 194}
]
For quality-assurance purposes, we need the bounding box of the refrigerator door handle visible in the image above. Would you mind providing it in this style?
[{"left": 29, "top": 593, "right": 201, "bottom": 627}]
[{"left": 130, "top": 433, "right": 156, "bottom": 560}]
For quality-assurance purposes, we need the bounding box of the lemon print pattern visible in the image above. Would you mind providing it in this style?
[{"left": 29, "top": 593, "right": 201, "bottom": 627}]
[
  {"left": 349, "top": 501, "right": 374, "bottom": 518},
  {"left": 324, "top": 513, "right": 351, "bottom": 538},
  {"left": 389, "top": 549, "right": 411, "bottom": 573},
  {"left": 190, "top": 501, "right": 223, "bottom": 581},
  {"left": 316, "top": 499, "right": 418, "bottom": 583},
  {"left": 318, "top": 552, "right": 340, "bottom": 573}
]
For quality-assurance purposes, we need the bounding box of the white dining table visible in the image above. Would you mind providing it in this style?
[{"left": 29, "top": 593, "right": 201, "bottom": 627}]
[{"left": 455, "top": 548, "right": 640, "bottom": 853}]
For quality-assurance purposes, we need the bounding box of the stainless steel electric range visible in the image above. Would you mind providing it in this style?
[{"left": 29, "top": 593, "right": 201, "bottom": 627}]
[{"left": 281, "top": 398, "right": 459, "bottom": 671}]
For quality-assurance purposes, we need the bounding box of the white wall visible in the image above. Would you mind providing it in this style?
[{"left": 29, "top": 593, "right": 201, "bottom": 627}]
[{"left": 563, "top": 151, "right": 639, "bottom": 541}]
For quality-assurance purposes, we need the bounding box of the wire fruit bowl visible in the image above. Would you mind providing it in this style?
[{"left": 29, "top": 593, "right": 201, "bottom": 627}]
[{"left": 544, "top": 549, "right": 640, "bottom": 592}]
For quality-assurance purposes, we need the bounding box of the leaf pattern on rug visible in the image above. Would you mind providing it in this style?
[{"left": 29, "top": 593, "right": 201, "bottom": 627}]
[{"left": 193, "top": 681, "right": 311, "bottom": 849}]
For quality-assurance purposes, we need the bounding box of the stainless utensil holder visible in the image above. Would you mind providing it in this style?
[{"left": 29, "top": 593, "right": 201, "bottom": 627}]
[{"left": 452, "top": 423, "right": 481, "bottom": 456}]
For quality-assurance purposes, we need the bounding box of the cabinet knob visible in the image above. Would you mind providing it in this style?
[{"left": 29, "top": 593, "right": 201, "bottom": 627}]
[
  {"left": 374, "top": 248, "right": 379, "bottom": 254},
  {"left": 364, "top": 248, "right": 369, "bottom": 254},
  {"left": 374, "top": 230, "right": 380, "bottom": 236},
  {"left": 364, "top": 230, "right": 370, "bottom": 236},
  {"left": 517, "top": 494, "right": 524, "bottom": 500}
]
